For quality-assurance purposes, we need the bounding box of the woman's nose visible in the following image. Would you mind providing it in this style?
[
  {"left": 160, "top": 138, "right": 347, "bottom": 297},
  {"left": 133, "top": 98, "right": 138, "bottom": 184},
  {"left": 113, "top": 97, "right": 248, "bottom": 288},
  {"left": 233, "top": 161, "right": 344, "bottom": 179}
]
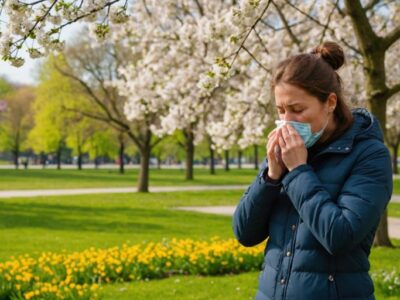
[{"left": 283, "top": 113, "right": 292, "bottom": 121}]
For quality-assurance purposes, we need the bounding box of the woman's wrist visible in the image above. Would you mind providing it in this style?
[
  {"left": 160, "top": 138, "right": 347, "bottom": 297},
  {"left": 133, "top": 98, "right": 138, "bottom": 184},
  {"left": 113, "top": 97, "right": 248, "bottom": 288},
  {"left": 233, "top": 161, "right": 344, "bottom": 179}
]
[
  {"left": 265, "top": 170, "right": 282, "bottom": 184},
  {"left": 267, "top": 170, "right": 281, "bottom": 181}
]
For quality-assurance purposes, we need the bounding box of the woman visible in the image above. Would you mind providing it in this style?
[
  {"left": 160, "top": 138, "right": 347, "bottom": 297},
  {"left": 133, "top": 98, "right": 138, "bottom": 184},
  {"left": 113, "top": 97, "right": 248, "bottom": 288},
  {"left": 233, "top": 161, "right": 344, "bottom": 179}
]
[{"left": 233, "top": 42, "right": 393, "bottom": 300}]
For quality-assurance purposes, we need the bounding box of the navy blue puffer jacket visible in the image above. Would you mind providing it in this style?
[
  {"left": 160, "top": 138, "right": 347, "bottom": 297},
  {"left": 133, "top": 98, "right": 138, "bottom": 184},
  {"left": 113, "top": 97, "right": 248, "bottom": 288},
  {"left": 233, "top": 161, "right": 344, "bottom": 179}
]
[{"left": 233, "top": 109, "right": 393, "bottom": 300}]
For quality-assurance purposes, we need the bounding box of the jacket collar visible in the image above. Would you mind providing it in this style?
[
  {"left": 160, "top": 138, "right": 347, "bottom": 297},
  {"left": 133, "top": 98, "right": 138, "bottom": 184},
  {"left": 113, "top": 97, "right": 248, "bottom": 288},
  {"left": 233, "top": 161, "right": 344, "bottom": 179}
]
[{"left": 313, "top": 108, "right": 377, "bottom": 156}]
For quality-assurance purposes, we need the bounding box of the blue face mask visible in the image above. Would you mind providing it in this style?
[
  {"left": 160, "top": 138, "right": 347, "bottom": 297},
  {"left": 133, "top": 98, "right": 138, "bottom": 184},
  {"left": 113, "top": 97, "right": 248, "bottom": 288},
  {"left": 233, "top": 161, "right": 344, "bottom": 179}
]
[{"left": 275, "top": 120, "right": 328, "bottom": 148}]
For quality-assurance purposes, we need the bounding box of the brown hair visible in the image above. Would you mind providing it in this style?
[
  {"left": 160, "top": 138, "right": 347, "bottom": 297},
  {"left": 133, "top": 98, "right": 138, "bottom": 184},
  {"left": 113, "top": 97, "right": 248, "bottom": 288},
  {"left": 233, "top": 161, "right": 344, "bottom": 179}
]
[{"left": 271, "top": 41, "right": 353, "bottom": 141}]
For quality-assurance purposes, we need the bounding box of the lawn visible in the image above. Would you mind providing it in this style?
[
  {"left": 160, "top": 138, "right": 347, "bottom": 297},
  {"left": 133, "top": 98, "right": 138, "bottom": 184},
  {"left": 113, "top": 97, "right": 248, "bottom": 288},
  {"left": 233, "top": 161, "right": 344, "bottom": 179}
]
[
  {"left": 0, "top": 190, "right": 243, "bottom": 261},
  {"left": 0, "top": 168, "right": 256, "bottom": 190},
  {"left": 0, "top": 168, "right": 399, "bottom": 195},
  {"left": 389, "top": 202, "right": 400, "bottom": 218},
  {"left": 0, "top": 190, "right": 399, "bottom": 299}
]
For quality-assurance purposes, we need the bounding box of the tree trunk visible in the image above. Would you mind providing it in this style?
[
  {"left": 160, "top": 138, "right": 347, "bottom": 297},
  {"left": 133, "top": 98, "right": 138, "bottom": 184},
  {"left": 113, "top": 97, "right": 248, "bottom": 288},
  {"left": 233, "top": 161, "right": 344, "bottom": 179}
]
[
  {"left": 392, "top": 143, "right": 399, "bottom": 174},
  {"left": 56, "top": 145, "right": 62, "bottom": 170},
  {"left": 373, "top": 209, "right": 391, "bottom": 247},
  {"left": 13, "top": 130, "right": 20, "bottom": 169},
  {"left": 136, "top": 129, "right": 153, "bottom": 193},
  {"left": 344, "top": 0, "right": 393, "bottom": 248},
  {"left": 368, "top": 95, "right": 392, "bottom": 248},
  {"left": 40, "top": 152, "right": 46, "bottom": 169},
  {"left": 254, "top": 145, "right": 259, "bottom": 170},
  {"left": 13, "top": 149, "right": 19, "bottom": 169},
  {"left": 138, "top": 143, "right": 151, "bottom": 192},
  {"left": 77, "top": 144, "right": 82, "bottom": 170},
  {"left": 238, "top": 150, "right": 242, "bottom": 169},
  {"left": 209, "top": 145, "right": 215, "bottom": 175},
  {"left": 224, "top": 150, "right": 230, "bottom": 171},
  {"left": 184, "top": 129, "right": 195, "bottom": 180},
  {"left": 119, "top": 135, "right": 125, "bottom": 174},
  {"left": 77, "top": 154, "right": 82, "bottom": 170},
  {"left": 94, "top": 157, "right": 100, "bottom": 169},
  {"left": 157, "top": 153, "right": 162, "bottom": 170}
]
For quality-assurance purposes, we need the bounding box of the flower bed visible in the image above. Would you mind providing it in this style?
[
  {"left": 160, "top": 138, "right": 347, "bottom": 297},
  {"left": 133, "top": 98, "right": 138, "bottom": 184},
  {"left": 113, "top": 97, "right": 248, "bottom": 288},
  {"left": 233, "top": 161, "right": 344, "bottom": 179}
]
[{"left": 0, "top": 237, "right": 265, "bottom": 299}]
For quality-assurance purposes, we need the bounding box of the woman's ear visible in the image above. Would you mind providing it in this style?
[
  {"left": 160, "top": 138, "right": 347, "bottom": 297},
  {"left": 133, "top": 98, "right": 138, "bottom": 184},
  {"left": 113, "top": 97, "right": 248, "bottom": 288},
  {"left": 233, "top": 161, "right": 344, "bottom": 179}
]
[{"left": 327, "top": 93, "right": 337, "bottom": 112}]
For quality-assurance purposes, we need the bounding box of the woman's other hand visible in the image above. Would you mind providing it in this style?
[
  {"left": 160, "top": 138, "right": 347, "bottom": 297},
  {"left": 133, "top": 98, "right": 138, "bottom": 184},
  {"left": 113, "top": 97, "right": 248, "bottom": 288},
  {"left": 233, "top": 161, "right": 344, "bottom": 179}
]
[
  {"left": 278, "top": 124, "right": 308, "bottom": 171},
  {"left": 266, "top": 129, "right": 287, "bottom": 180}
]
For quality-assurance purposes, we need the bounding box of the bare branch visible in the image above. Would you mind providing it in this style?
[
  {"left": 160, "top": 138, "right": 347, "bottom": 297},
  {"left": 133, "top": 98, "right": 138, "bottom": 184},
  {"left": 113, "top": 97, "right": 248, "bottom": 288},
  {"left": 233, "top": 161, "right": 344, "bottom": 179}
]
[
  {"left": 142, "top": 0, "right": 152, "bottom": 17},
  {"left": 229, "top": 0, "right": 272, "bottom": 69},
  {"left": 242, "top": 46, "right": 271, "bottom": 73},
  {"left": 260, "top": 19, "right": 306, "bottom": 32},
  {"left": 272, "top": 1, "right": 301, "bottom": 47},
  {"left": 332, "top": 1, "right": 347, "bottom": 17},
  {"left": 319, "top": 0, "right": 339, "bottom": 44},
  {"left": 55, "top": 63, "right": 131, "bottom": 135},
  {"left": 284, "top": 0, "right": 361, "bottom": 55},
  {"left": 63, "top": 106, "right": 112, "bottom": 125},
  {"left": 253, "top": 28, "right": 269, "bottom": 54},
  {"left": 20, "top": 0, "right": 47, "bottom": 6},
  {"left": 193, "top": 0, "right": 204, "bottom": 16}
]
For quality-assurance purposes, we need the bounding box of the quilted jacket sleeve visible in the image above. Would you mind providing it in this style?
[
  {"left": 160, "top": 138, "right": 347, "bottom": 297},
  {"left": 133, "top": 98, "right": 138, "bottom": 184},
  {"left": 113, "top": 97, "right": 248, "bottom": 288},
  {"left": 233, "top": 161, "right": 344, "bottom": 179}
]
[
  {"left": 282, "top": 143, "right": 393, "bottom": 256},
  {"left": 232, "top": 159, "right": 282, "bottom": 247}
]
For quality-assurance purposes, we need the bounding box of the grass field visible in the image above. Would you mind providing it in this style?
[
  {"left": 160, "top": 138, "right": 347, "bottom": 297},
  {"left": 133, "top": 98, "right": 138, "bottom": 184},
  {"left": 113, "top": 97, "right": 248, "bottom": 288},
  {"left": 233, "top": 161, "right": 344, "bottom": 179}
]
[
  {"left": 0, "top": 190, "right": 399, "bottom": 299},
  {"left": 0, "top": 190, "right": 241, "bottom": 261},
  {"left": 0, "top": 168, "right": 399, "bottom": 195},
  {"left": 0, "top": 168, "right": 257, "bottom": 190}
]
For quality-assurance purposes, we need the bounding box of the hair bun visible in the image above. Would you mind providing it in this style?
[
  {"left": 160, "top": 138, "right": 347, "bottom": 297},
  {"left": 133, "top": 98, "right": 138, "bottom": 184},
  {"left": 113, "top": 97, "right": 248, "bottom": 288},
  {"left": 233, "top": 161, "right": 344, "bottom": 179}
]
[{"left": 311, "top": 41, "right": 345, "bottom": 71}]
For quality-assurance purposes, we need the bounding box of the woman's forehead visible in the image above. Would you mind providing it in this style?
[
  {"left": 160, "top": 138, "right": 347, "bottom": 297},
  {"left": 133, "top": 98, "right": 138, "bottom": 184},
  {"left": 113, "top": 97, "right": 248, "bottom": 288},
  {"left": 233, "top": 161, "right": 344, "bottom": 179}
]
[{"left": 274, "top": 83, "right": 319, "bottom": 106}]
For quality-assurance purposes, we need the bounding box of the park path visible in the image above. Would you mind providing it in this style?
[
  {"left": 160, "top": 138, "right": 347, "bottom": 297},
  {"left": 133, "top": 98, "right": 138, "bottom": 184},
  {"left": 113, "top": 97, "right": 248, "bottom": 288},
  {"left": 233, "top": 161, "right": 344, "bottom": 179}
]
[
  {"left": 0, "top": 185, "right": 399, "bottom": 203},
  {"left": 0, "top": 185, "right": 248, "bottom": 198},
  {"left": 0, "top": 185, "right": 399, "bottom": 238},
  {"left": 175, "top": 206, "right": 400, "bottom": 240}
]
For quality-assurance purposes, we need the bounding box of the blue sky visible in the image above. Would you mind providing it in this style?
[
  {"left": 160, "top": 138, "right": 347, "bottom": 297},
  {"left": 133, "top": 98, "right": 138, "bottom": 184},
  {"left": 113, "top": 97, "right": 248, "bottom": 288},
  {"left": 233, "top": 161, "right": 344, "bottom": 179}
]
[{"left": 0, "top": 23, "right": 83, "bottom": 86}]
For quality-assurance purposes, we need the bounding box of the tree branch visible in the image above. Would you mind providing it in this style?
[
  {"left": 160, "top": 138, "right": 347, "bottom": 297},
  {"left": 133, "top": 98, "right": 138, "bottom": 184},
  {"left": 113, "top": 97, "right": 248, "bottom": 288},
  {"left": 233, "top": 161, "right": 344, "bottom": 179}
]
[
  {"left": 386, "top": 82, "right": 400, "bottom": 100},
  {"left": 284, "top": 0, "right": 362, "bottom": 55},
  {"left": 319, "top": 0, "right": 339, "bottom": 44},
  {"left": 193, "top": 0, "right": 204, "bottom": 16},
  {"left": 150, "top": 136, "right": 163, "bottom": 149},
  {"left": 228, "top": 0, "right": 272, "bottom": 70},
  {"left": 363, "top": 0, "right": 381, "bottom": 11},
  {"left": 55, "top": 64, "right": 131, "bottom": 134},
  {"left": 382, "top": 26, "right": 400, "bottom": 50},
  {"left": 253, "top": 28, "right": 269, "bottom": 54},
  {"left": 344, "top": 0, "right": 379, "bottom": 51},
  {"left": 272, "top": 1, "right": 301, "bottom": 47},
  {"left": 242, "top": 45, "right": 271, "bottom": 73}
]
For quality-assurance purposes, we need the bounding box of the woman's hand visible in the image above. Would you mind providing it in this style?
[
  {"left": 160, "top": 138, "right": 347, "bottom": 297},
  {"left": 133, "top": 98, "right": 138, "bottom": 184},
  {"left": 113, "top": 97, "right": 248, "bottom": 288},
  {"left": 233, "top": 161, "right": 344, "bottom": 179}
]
[
  {"left": 277, "top": 124, "right": 308, "bottom": 171},
  {"left": 266, "top": 129, "right": 287, "bottom": 180}
]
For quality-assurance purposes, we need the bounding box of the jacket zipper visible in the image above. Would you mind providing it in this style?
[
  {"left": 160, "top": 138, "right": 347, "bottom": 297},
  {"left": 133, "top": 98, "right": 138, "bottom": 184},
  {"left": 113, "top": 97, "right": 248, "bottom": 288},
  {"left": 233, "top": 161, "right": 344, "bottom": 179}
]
[{"left": 281, "top": 216, "right": 300, "bottom": 300}]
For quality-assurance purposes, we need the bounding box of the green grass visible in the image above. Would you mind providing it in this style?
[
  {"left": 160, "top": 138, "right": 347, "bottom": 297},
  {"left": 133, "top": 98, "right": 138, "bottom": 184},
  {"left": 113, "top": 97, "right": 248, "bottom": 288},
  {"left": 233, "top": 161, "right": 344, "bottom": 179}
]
[
  {"left": 393, "top": 178, "right": 400, "bottom": 195},
  {"left": 0, "top": 168, "right": 257, "bottom": 190},
  {"left": 0, "top": 190, "right": 243, "bottom": 261},
  {"left": 388, "top": 202, "right": 400, "bottom": 218},
  {"left": 101, "top": 272, "right": 258, "bottom": 300},
  {"left": 1, "top": 190, "right": 399, "bottom": 299},
  {"left": 100, "top": 268, "right": 400, "bottom": 300},
  {"left": 0, "top": 168, "right": 399, "bottom": 195}
]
